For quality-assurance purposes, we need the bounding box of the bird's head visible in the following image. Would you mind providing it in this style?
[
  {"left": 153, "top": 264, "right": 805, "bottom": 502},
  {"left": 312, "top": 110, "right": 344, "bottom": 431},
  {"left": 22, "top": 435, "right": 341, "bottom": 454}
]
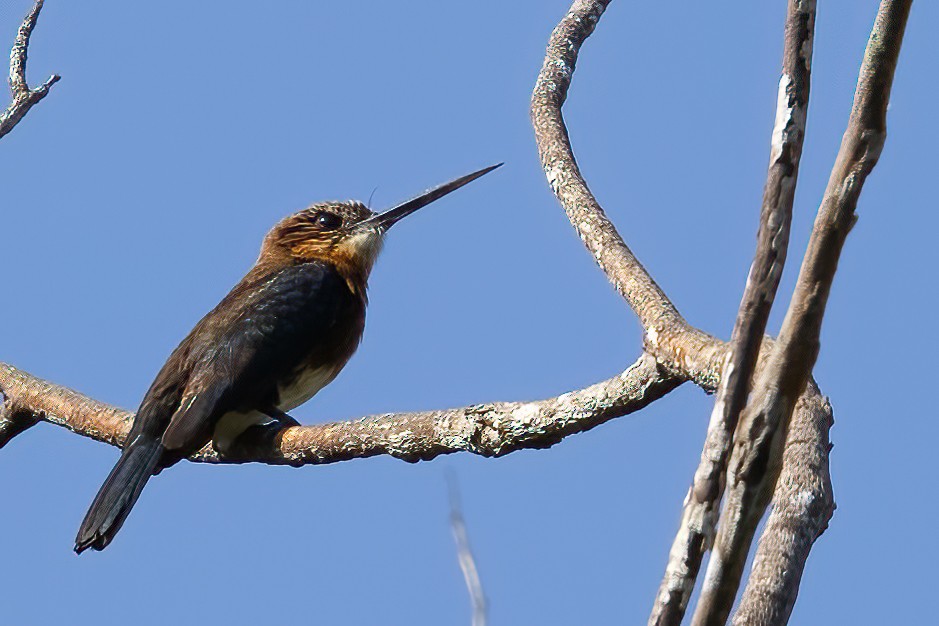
[{"left": 261, "top": 164, "right": 502, "bottom": 292}]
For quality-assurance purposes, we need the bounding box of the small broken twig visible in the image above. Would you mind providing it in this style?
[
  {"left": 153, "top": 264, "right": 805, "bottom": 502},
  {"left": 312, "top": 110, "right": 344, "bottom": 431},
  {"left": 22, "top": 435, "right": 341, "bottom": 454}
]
[
  {"left": 0, "top": 0, "right": 59, "bottom": 139},
  {"left": 448, "top": 473, "right": 488, "bottom": 626}
]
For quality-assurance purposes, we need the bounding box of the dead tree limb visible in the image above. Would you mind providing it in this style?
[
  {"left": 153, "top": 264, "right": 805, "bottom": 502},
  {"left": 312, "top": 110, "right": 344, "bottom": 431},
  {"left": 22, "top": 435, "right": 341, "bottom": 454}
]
[
  {"left": 531, "top": 0, "right": 684, "bottom": 336},
  {"left": 529, "top": 0, "right": 730, "bottom": 395},
  {"left": 692, "top": 2, "right": 913, "bottom": 625},
  {"left": 0, "top": 356, "right": 680, "bottom": 465},
  {"left": 650, "top": 3, "right": 816, "bottom": 624},
  {"left": 0, "top": 0, "right": 59, "bottom": 139},
  {"left": 732, "top": 381, "right": 834, "bottom": 625}
]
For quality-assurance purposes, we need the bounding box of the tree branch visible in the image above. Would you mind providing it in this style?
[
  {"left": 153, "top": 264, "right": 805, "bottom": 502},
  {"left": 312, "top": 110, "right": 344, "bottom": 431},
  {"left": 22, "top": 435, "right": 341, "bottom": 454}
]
[
  {"left": 650, "top": 3, "right": 816, "bottom": 624},
  {"left": 0, "top": 355, "right": 680, "bottom": 465},
  {"left": 529, "top": 0, "right": 729, "bottom": 398},
  {"left": 531, "top": 0, "right": 686, "bottom": 337},
  {"left": 692, "top": 3, "right": 912, "bottom": 624},
  {"left": 0, "top": 0, "right": 59, "bottom": 139},
  {"left": 733, "top": 380, "right": 834, "bottom": 625}
]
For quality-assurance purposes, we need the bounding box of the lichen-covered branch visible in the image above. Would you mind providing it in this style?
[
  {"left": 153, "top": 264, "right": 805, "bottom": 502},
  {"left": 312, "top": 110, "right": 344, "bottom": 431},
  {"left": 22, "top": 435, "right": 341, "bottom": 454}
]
[
  {"left": 530, "top": 0, "right": 684, "bottom": 337},
  {"left": 0, "top": 0, "right": 59, "bottom": 139},
  {"left": 692, "top": 3, "right": 912, "bottom": 625},
  {"left": 649, "top": 3, "right": 816, "bottom": 624},
  {"left": 733, "top": 380, "right": 834, "bottom": 625},
  {"left": 529, "top": 0, "right": 727, "bottom": 398},
  {"left": 0, "top": 355, "right": 680, "bottom": 465}
]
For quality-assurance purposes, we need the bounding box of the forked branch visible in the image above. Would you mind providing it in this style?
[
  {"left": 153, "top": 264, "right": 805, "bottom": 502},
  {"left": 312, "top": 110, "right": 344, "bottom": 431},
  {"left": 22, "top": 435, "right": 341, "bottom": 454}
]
[
  {"left": 692, "top": 2, "right": 913, "bottom": 624},
  {"left": 650, "top": 2, "right": 816, "bottom": 623},
  {"left": 0, "top": 0, "right": 59, "bottom": 139}
]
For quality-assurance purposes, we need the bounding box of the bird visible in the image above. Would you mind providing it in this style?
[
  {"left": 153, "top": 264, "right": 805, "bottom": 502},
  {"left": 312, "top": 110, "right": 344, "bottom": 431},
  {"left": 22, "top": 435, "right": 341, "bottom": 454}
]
[{"left": 74, "top": 164, "right": 501, "bottom": 553}]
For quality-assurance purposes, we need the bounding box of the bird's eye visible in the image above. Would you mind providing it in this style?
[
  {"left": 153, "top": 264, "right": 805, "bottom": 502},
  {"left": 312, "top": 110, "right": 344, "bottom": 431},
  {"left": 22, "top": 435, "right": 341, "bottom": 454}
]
[{"left": 313, "top": 211, "right": 342, "bottom": 231}]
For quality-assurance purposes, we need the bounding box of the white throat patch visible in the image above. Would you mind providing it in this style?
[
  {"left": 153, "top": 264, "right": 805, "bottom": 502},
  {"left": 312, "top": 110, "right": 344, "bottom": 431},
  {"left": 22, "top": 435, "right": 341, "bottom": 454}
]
[{"left": 340, "top": 229, "right": 385, "bottom": 277}]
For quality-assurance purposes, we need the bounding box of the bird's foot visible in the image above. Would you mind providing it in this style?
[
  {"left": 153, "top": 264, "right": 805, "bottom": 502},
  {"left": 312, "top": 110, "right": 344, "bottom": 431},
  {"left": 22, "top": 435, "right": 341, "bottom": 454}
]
[{"left": 214, "top": 409, "right": 300, "bottom": 459}]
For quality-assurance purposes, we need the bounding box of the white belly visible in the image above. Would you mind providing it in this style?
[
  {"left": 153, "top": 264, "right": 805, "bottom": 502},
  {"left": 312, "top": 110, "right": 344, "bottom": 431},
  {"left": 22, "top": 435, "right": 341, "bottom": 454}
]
[
  {"left": 213, "top": 410, "right": 276, "bottom": 453},
  {"left": 212, "top": 365, "right": 339, "bottom": 453},
  {"left": 276, "top": 364, "right": 339, "bottom": 411}
]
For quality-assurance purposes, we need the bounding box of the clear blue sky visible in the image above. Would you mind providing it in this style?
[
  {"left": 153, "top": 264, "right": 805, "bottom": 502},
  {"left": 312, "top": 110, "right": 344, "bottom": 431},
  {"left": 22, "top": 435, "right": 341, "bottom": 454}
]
[{"left": 1, "top": 1, "right": 935, "bottom": 624}]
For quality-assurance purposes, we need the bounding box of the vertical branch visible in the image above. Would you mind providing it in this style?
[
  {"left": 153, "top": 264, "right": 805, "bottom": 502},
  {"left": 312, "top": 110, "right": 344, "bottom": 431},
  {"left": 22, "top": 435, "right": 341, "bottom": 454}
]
[
  {"left": 692, "top": 2, "right": 913, "bottom": 625},
  {"left": 732, "top": 381, "right": 834, "bottom": 625},
  {"left": 649, "top": 2, "right": 816, "bottom": 624},
  {"left": 0, "top": 0, "right": 60, "bottom": 139}
]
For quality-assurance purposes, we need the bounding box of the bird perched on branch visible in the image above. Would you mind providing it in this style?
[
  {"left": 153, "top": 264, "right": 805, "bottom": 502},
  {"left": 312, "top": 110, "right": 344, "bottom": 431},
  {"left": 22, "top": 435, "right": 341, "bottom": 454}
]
[{"left": 75, "top": 164, "right": 501, "bottom": 553}]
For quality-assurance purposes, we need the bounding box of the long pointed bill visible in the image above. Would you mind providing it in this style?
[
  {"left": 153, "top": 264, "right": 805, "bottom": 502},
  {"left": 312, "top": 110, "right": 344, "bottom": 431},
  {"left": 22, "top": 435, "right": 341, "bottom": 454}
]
[{"left": 364, "top": 163, "right": 503, "bottom": 231}]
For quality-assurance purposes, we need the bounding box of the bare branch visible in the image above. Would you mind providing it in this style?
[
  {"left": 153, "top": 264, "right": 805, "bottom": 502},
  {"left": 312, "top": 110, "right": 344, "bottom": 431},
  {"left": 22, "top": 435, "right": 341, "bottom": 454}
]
[
  {"left": 448, "top": 474, "right": 488, "bottom": 626},
  {"left": 649, "top": 3, "right": 816, "bottom": 624},
  {"left": 530, "top": 0, "right": 687, "bottom": 338},
  {"left": 692, "top": 3, "right": 912, "bottom": 624},
  {"left": 733, "top": 380, "right": 834, "bottom": 625},
  {"left": 0, "top": 354, "right": 680, "bottom": 465},
  {"left": 0, "top": 0, "right": 59, "bottom": 139},
  {"left": 529, "top": 0, "right": 728, "bottom": 400},
  {"left": 531, "top": 2, "right": 844, "bottom": 620}
]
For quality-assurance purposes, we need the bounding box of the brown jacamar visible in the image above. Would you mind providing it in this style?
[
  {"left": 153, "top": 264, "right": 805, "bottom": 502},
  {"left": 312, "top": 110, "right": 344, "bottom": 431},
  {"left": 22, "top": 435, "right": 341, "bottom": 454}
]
[{"left": 75, "top": 164, "right": 501, "bottom": 553}]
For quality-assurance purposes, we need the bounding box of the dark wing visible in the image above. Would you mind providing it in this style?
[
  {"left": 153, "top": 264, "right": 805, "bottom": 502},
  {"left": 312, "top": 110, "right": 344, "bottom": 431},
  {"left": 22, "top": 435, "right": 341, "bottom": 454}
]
[{"left": 160, "top": 261, "right": 358, "bottom": 453}]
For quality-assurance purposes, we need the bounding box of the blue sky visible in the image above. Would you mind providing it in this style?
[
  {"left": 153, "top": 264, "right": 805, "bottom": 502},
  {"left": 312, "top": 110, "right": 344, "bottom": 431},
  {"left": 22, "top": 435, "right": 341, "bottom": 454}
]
[{"left": 1, "top": 1, "right": 935, "bottom": 624}]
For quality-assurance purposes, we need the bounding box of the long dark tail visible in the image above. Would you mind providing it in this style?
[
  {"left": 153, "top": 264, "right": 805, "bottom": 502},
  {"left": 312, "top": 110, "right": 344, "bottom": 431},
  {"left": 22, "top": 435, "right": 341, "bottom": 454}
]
[{"left": 75, "top": 436, "right": 163, "bottom": 553}]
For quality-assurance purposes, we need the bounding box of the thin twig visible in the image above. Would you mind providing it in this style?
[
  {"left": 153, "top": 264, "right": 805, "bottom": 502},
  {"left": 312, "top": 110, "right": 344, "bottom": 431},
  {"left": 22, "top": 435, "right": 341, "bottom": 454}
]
[
  {"left": 692, "top": 3, "right": 913, "bottom": 624},
  {"left": 649, "top": 3, "right": 816, "bottom": 624},
  {"left": 0, "top": 0, "right": 59, "bottom": 139},
  {"left": 448, "top": 473, "right": 488, "bottom": 626}
]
